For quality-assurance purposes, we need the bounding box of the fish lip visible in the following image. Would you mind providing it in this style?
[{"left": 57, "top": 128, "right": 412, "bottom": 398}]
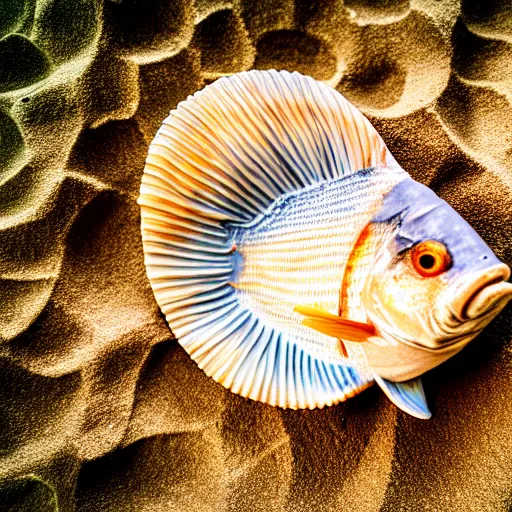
[{"left": 449, "top": 264, "right": 512, "bottom": 322}]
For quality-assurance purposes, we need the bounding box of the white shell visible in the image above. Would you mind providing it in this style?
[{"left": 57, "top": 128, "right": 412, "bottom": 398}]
[{"left": 138, "top": 70, "right": 402, "bottom": 408}]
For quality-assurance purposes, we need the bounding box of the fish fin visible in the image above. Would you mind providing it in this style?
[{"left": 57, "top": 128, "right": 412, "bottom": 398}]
[
  {"left": 373, "top": 372, "right": 431, "bottom": 419},
  {"left": 295, "top": 304, "right": 375, "bottom": 342}
]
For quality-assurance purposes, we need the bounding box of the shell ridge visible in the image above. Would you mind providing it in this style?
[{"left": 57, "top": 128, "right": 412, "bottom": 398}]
[{"left": 259, "top": 73, "right": 321, "bottom": 184}]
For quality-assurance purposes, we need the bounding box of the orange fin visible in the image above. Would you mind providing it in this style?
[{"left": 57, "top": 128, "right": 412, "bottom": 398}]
[{"left": 294, "top": 305, "right": 375, "bottom": 343}]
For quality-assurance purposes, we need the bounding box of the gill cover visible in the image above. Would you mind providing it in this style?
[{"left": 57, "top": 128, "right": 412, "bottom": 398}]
[{"left": 365, "top": 177, "right": 509, "bottom": 382}]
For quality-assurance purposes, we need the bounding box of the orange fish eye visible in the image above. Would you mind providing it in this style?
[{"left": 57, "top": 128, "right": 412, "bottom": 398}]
[{"left": 411, "top": 240, "right": 452, "bottom": 277}]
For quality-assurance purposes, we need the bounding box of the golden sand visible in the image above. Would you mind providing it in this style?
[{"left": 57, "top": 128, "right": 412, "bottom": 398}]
[{"left": 0, "top": 1, "right": 511, "bottom": 510}]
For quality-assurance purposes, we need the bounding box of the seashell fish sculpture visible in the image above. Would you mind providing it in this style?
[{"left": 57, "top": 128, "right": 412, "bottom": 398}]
[{"left": 138, "top": 70, "right": 512, "bottom": 419}]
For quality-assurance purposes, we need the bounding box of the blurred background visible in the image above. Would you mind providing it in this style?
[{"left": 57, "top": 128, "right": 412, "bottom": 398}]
[{"left": 0, "top": 0, "right": 512, "bottom": 510}]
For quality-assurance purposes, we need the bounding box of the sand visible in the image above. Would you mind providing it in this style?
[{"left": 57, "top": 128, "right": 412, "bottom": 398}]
[{"left": 0, "top": 0, "right": 511, "bottom": 511}]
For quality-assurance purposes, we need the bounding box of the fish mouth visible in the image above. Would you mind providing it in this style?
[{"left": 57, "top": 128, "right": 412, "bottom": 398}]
[{"left": 450, "top": 264, "right": 512, "bottom": 321}]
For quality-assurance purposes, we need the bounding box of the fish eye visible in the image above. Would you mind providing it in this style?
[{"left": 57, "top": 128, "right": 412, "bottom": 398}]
[{"left": 411, "top": 240, "right": 451, "bottom": 277}]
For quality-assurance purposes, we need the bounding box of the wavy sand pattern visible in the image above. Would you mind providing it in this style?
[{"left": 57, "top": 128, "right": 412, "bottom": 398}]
[{"left": 0, "top": 1, "right": 511, "bottom": 510}]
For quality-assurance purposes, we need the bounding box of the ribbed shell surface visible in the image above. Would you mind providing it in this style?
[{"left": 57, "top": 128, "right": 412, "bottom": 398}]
[{"left": 138, "top": 69, "right": 407, "bottom": 409}]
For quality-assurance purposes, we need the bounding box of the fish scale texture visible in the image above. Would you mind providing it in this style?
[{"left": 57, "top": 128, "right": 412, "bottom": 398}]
[
  {"left": 231, "top": 170, "right": 402, "bottom": 374},
  {"left": 233, "top": 170, "right": 394, "bottom": 349},
  {"left": 0, "top": 0, "right": 511, "bottom": 511}
]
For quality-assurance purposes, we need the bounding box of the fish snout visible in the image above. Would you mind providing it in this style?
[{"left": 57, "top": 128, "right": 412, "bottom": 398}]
[{"left": 450, "top": 264, "right": 512, "bottom": 321}]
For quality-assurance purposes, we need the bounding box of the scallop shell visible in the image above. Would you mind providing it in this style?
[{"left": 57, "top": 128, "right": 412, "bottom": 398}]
[{"left": 138, "top": 69, "right": 401, "bottom": 408}]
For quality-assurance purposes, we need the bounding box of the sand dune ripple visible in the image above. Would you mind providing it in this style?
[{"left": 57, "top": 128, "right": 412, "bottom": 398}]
[{"left": 0, "top": 1, "right": 512, "bottom": 510}]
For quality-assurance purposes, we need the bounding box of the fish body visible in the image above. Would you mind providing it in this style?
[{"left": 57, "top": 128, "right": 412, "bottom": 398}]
[{"left": 139, "top": 70, "right": 512, "bottom": 419}]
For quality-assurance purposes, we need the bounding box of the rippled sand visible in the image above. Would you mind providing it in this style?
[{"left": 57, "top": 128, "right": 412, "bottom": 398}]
[{"left": 1, "top": 1, "right": 512, "bottom": 510}]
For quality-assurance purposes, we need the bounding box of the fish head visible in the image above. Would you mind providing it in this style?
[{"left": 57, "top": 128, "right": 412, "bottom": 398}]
[{"left": 362, "top": 178, "right": 512, "bottom": 382}]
